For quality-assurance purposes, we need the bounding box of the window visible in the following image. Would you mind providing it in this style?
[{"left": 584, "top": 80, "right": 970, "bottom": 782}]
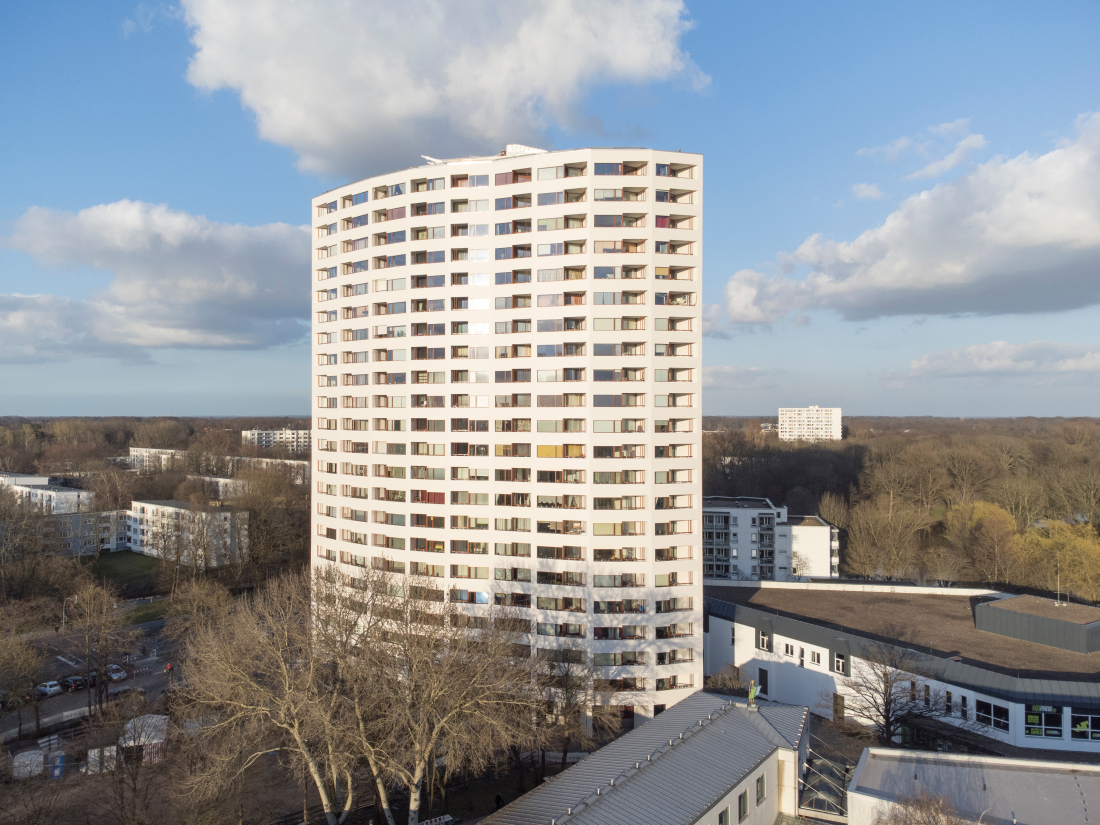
[
  {"left": 731, "top": 627, "right": 736, "bottom": 646},
  {"left": 1071, "top": 708, "right": 1100, "bottom": 740},
  {"left": 718, "top": 807, "right": 729, "bottom": 825},
  {"left": 810, "top": 651, "right": 821, "bottom": 666},
  {"left": 756, "top": 629, "right": 771, "bottom": 652},
  {"left": 757, "top": 667, "right": 768, "bottom": 695},
  {"left": 1025, "top": 704, "right": 1063, "bottom": 738},
  {"left": 783, "top": 643, "right": 794, "bottom": 657},
  {"left": 737, "top": 790, "right": 748, "bottom": 822},
  {"left": 755, "top": 773, "right": 766, "bottom": 805},
  {"left": 975, "top": 699, "right": 1010, "bottom": 732},
  {"left": 832, "top": 653, "right": 846, "bottom": 675}
]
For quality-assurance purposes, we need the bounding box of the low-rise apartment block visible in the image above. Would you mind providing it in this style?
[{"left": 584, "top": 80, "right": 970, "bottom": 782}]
[
  {"left": 777, "top": 405, "right": 842, "bottom": 441},
  {"left": 126, "top": 500, "right": 247, "bottom": 569},
  {"left": 703, "top": 496, "right": 838, "bottom": 581},
  {"left": 0, "top": 472, "right": 93, "bottom": 514},
  {"left": 242, "top": 428, "right": 312, "bottom": 451},
  {"left": 128, "top": 447, "right": 309, "bottom": 483}
]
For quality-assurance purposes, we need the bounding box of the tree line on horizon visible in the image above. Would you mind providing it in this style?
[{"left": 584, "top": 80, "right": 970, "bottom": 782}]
[{"left": 703, "top": 416, "right": 1100, "bottom": 602}]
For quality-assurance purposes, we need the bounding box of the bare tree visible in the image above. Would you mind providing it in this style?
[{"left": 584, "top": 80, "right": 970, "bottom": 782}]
[
  {"left": 79, "top": 696, "right": 168, "bottom": 825},
  {"left": 922, "top": 546, "right": 970, "bottom": 586},
  {"left": 873, "top": 792, "right": 982, "bottom": 824},
  {"left": 830, "top": 642, "right": 974, "bottom": 746},
  {"left": 174, "top": 571, "right": 361, "bottom": 825},
  {"left": 704, "top": 664, "right": 743, "bottom": 695},
  {"left": 351, "top": 573, "right": 544, "bottom": 825},
  {"left": 538, "top": 654, "right": 620, "bottom": 776},
  {"left": 70, "top": 581, "right": 138, "bottom": 713}
]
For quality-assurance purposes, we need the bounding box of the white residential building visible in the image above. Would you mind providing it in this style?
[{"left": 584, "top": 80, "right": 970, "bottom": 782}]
[
  {"left": 777, "top": 405, "right": 842, "bottom": 441},
  {"left": 242, "top": 429, "right": 312, "bottom": 451},
  {"left": 703, "top": 497, "right": 838, "bottom": 581},
  {"left": 128, "top": 447, "right": 309, "bottom": 484},
  {"left": 705, "top": 585, "right": 1100, "bottom": 757},
  {"left": 311, "top": 145, "right": 703, "bottom": 721},
  {"left": 127, "top": 500, "right": 247, "bottom": 569},
  {"left": 0, "top": 472, "right": 93, "bottom": 514}
]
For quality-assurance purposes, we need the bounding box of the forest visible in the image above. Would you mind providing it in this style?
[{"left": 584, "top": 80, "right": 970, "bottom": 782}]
[
  {"left": 0, "top": 416, "right": 310, "bottom": 477},
  {"left": 703, "top": 416, "right": 1100, "bottom": 602}
]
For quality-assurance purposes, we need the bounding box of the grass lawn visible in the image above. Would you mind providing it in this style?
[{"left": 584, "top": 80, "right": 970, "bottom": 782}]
[
  {"left": 84, "top": 550, "right": 162, "bottom": 595},
  {"left": 126, "top": 600, "right": 170, "bottom": 624}
]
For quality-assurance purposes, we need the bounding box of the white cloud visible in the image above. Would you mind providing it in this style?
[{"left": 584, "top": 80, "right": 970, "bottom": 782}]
[
  {"left": 928, "top": 118, "right": 971, "bottom": 137},
  {"left": 851, "top": 182, "right": 883, "bottom": 200},
  {"left": 122, "top": 3, "right": 155, "bottom": 36},
  {"left": 904, "top": 341, "right": 1100, "bottom": 378},
  {"left": 907, "top": 133, "right": 987, "bottom": 179},
  {"left": 720, "top": 113, "right": 1100, "bottom": 324},
  {"left": 1, "top": 200, "right": 308, "bottom": 362},
  {"left": 181, "top": 0, "right": 709, "bottom": 176},
  {"left": 702, "top": 365, "right": 773, "bottom": 390},
  {"left": 857, "top": 135, "right": 911, "bottom": 161},
  {"left": 858, "top": 118, "right": 986, "bottom": 179}
]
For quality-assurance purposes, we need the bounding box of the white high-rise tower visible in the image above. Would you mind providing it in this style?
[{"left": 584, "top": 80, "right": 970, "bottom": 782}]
[{"left": 311, "top": 145, "right": 702, "bottom": 723}]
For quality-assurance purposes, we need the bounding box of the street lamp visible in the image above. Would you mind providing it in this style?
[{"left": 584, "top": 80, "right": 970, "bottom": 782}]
[{"left": 62, "top": 595, "right": 78, "bottom": 633}]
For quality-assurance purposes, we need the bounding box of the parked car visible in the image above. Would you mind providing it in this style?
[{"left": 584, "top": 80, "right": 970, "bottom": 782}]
[
  {"left": 59, "top": 675, "right": 87, "bottom": 692},
  {"left": 36, "top": 681, "right": 62, "bottom": 698},
  {"left": 107, "top": 686, "right": 146, "bottom": 703},
  {"left": 105, "top": 664, "right": 128, "bottom": 682}
]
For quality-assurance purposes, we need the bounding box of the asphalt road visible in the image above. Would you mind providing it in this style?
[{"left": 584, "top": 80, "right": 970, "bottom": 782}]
[{"left": 3, "top": 618, "right": 180, "bottom": 741}]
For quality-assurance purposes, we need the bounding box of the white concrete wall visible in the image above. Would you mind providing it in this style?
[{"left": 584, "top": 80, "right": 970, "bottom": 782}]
[{"left": 311, "top": 147, "right": 704, "bottom": 717}]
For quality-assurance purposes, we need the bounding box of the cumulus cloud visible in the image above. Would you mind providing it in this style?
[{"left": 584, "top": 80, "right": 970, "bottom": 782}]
[
  {"left": 181, "top": 0, "right": 708, "bottom": 176},
  {"left": 720, "top": 113, "right": 1100, "bottom": 324},
  {"left": 859, "top": 118, "right": 986, "bottom": 179},
  {"left": 907, "top": 133, "right": 988, "bottom": 179},
  {"left": 904, "top": 341, "right": 1100, "bottom": 378},
  {"left": 1, "top": 200, "right": 308, "bottom": 362},
  {"left": 851, "top": 183, "right": 883, "bottom": 200}
]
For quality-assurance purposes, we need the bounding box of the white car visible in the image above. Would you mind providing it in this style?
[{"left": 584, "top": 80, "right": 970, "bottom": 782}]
[
  {"left": 105, "top": 664, "right": 128, "bottom": 682},
  {"left": 36, "top": 681, "right": 62, "bottom": 697}
]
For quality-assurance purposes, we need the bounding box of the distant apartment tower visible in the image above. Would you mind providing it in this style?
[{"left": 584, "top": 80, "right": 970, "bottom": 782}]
[
  {"left": 702, "top": 496, "right": 838, "bottom": 581},
  {"left": 311, "top": 145, "right": 703, "bottom": 721},
  {"left": 778, "top": 406, "right": 842, "bottom": 442},
  {"left": 242, "top": 428, "right": 312, "bottom": 451}
]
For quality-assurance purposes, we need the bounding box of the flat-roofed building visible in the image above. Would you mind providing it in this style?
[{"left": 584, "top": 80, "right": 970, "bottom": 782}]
[
  {"left": 242, "top": 428, "right": 312, "bottom": 450},
  {"left": 848, "top": 748, "right": 1100, "bottom": 824},
  {"left": 127, "top": 500, "right": 247, "bottom": 569},
  {"left": 703, "top": 497, "right": 838, "bottom": 581},
  {"left": 311, "top": 144, "right": 704, "bottom": 720},
  {"left": 705, "top": 583, "right": 1100, "bottom": 755},
  {"left": 777, "top": 405, "right": 841, "bottom": 441}
]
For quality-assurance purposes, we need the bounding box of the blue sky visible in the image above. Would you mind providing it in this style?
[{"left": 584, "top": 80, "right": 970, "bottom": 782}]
[{"left": 2, "top": 0, "right": 1099, "bottom": 416}]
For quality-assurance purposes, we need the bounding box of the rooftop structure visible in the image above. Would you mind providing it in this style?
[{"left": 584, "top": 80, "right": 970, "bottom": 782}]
[
  {"left": 977, "top": 594, "right": 1100, "bottom": 654},
  {"left": 482, "top": 690, "right": 807, "bottom": 825}
]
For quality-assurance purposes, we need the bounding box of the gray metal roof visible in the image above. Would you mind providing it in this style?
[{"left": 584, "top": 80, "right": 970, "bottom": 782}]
[
  {"left": 850, "top": 747, "right": 1100, "bottom": 825},
  {"left": 481, "top": 691, "right": 807, "bottom": 825},
  {"left": 705, "top": 596, "right": 1100, "bottom": 709}
]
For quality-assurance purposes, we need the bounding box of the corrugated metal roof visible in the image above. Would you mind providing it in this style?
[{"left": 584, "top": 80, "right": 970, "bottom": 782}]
[{"left": 481, "top": 691, "right": 807, "bottom": 825}]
